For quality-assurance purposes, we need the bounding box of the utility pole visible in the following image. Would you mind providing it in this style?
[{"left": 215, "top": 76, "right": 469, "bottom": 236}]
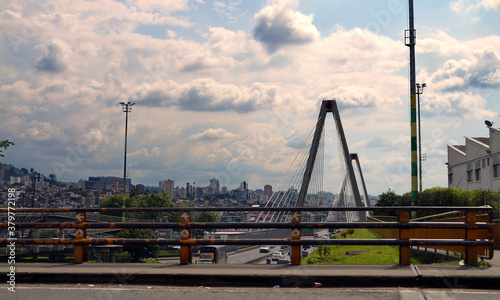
[
  {"left": 417, "top": 83, "right": 426, "bottom": 192},
  {"left": 406, "top": 0, "right": 418, "bottom": 206}
]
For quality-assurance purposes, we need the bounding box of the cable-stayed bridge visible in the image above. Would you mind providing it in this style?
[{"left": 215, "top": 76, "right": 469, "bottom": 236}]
[{"left": 257, "top": 99, "right": 370, "bottom": 224}]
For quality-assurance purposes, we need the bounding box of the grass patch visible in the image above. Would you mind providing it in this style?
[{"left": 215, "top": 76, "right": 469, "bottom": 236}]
[
  {"left": 0, "top": 251, "right": 159, "bottom": 263},
  {"left": 158, "top": 249, "right": 179, "bottom": 256},
  {"left": 10, "top": 257, "right": 75, "bottom": 263},
  {"left": 303, "top": 229, "right": 422, "bottom": 265}
]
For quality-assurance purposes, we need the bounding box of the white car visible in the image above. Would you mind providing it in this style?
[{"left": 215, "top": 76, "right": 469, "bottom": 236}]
[
  {"left": 260, "top": 245, "right": 271, "bottom": 253},
  {"left": 271, "top": 252, "right": 283, "bottom": 261}
]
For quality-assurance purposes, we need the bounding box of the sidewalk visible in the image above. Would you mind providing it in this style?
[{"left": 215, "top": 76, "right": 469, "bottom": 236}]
[{"left": 3, "top": 250, "right": 499, "bottom": 289}]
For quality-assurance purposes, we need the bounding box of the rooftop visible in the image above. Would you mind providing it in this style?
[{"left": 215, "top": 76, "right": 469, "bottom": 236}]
[{"left": 471, "top": 137, "right": 490, "bottom": 146}]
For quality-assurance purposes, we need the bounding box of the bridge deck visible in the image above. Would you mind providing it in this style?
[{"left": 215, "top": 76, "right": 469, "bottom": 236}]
[{"left": 4, "top": 250, "right": 500, "bottom": 289}]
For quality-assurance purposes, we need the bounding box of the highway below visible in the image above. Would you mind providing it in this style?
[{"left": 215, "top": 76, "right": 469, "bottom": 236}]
[{"left": 159, "top": 235, "right": 320, "bottom": 265}]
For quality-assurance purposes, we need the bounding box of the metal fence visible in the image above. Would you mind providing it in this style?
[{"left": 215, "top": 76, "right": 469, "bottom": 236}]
[{"left": 0, "top": 206, "right": 494, "bottom": 266}]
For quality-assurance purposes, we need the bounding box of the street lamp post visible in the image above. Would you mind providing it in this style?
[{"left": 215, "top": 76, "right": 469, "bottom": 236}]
[
  {"left": 416, "top": 83, "right": 426, "bottom": 192},
  {"left": 119, "top": 101, "right": 135, "bottom": 221}
]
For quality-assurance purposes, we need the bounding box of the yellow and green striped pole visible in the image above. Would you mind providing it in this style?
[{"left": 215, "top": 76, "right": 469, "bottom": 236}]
[
  {"left": 407, "top": 0, "right": 418, "bottom": 205},
  {"left": 411, "top": 94, "right": 418, "bottom": 204}
]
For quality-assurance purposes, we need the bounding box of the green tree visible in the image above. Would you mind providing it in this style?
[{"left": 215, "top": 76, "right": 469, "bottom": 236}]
[
  {"left": 167, "top": 201, "right": 195, "bottom": 223},
  {"left": 317, "top": 245, "right": 331, "bottom": 262},
  {"left": 117, "top": 229, "right": 159, "bottom": 262},
  {"left": 375, "top": 189, "right": 400, "bottom": 216},
  {"left": 99, "top": 194, "right": 136, "bottom": 217},
  {"left": 192, "top": 209, "right": 220, "bottom": 238},
  {"left": 0, "top": 140, "right": 14, "bottom": 157},
  {"left": 137, "top": 193, "right": 175, "bottom": 221}
]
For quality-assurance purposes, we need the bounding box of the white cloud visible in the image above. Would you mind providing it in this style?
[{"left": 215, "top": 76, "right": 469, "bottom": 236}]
[
  {"left": 421, "top": 91, "right": 495, "bottom": 120},
  {"left": 318, "top": 85, "right": 401, "bottom": 110},
  {"left": 252, "top": 0, "right": 320, "bottom": 53},
  {"left": 21, "top": 120, "right": 63, "bottom": 141},
  {"left": 450, "top": 0, "right": 480, "bottom": 13},
  {"left": 188, "top": 128, "right": 237, "bottom": 142},
  {"left": 450, "top": 0, "right": 500, "bottom": 13},
  {"left": 129, "top": 147, "right": 161, "bottom": 158},
  {"left": 127, "top": 0, "right": 195, "bottom": 14},
  {"left": 482, "top": 0, "right": 500, "bottom": 13},
  {"left": 429, "top": 49, "right": 500, "bottom": 90},
  {"left": 133, "top": 78, "right": 279, "bottom": 113}
]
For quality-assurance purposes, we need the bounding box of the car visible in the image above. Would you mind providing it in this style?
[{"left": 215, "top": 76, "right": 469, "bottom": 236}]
[
  {"left": 277, "top": 258, "right": 290, "bottom": 264},
  {"left": 302, "top": 250, "right": 309, "bottom": 257},
  {"left": 271, "top": 252, "right": 283, "bottom": 261},
  {"left": 314, "top": 233, "right": 319, "bottom": 238},
  {"left": 259, "top": 245, "right": 271, "bottom": 253}
]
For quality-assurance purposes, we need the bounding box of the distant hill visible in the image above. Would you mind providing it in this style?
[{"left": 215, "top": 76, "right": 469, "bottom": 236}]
[
  {"left": 0, "top": 163, "right": 62, "bottom": 186},
  {"left": 0, "top": 163, "right": 31, "bottom": 181}
]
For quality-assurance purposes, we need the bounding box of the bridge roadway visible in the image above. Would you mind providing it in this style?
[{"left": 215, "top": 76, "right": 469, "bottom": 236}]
[{"left": 3, "top": 250, "right": 500, "bottom": 289}]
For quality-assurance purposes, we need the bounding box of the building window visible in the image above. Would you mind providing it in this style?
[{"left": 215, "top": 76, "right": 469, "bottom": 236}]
[
  {"left": 475, "top": 161, "right": 481, "bottom": 181},
  {"left": 494, "top": 156, "right": 500, "bottom": 178},
  {"left": 448, "top": 167, "right": 453, "bottom": 185},
  {"left": 467, "top": 163, "right": 473, "bottom": 182},
  {"left": 482, "top": 159, "right": 485, "bottom": 168}
]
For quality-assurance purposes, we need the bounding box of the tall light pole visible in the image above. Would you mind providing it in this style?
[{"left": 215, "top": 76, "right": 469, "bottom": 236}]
[
  {"left": 119, "top": 101, "right": 135, "bottom": 222},
  {"left": 416, "top": 83, "right": 426, "bottom": 192},
  {"left": 406, "top": 0, "right": 418, "bottom": 206}
]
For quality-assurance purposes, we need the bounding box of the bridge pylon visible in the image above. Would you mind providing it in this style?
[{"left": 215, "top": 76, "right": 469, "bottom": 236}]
[{"left": 296, "top": 100, "right": 366, "bottom": 221}]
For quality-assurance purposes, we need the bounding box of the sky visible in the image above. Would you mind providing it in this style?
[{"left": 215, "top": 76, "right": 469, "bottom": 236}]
[{"left": 1, "top": 0, "right": 500, "bottom": 196}]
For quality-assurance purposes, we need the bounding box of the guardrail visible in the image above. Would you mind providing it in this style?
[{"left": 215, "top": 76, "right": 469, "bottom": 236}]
[{"left": 0, "top": 206, "right": 494, "bottom": 266}]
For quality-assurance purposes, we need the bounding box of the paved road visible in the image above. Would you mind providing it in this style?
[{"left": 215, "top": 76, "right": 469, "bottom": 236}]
[{"left": 3, "top": 284, "right": 500, "bottom": 300}]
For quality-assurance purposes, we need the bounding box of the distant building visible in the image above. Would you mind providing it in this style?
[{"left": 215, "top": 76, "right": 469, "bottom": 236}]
[
  {"left": 210, "top": 178, "right": 220, "bottom": 194},
  {"left": 87, "top": 176, "right": 131, "bottom": 193},
  {"left": 264, "top": 184, "right": 272, "bottom": 199},
  {"left": 179, "top": 186, "right": 186, "bottom": 198},
  {"left": 78, "top": 179, "right": 86, "bottom": 190},
  {"left": 239, "top": 181, "right": 248, "bottom": 191},
  {"left": 447, "top": 126, "right": 500, "bottom": 190},
  {"left": 159, "top": 179, "right": 174, "bottom": 197},
  {"left": 10, "top": 176, "right": 21, "bottom": 185}
]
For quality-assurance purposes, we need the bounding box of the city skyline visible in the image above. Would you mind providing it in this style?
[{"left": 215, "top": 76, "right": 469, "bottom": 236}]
[{"left": 1, "top": 1, "right": 500, "bottom": 195}]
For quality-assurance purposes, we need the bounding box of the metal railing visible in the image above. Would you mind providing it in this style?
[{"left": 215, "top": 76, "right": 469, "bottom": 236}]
[{"left": 0, "top": 206, "right": 494, "bottom": 266}]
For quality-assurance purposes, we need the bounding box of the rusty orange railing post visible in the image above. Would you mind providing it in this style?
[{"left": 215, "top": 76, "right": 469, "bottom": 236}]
[
  {"left": 290, "top": 211, "right": 301, "bottom": 265},
  {"left": 179, "top": 211, "right": 192, "bottom": 264},
  {"left": 74, "top": 211, "right": 86, "bottom": 264},
  {"left": 399, "top": 210, "right": 410, "bottom": 265},
  {"left": 465, "top": 210, "right": 478, "bottom": 266}
]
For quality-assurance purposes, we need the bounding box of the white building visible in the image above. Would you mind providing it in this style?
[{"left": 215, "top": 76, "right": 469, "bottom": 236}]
[
  {"left": 158, "top": 179, "right": 174, "bottom": 197},
  {"left": 447, "top": 126, "right": 500, "bottom": 191},
  {"left": 10, "top": 176, "right": 21, "bottom": 185}
]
